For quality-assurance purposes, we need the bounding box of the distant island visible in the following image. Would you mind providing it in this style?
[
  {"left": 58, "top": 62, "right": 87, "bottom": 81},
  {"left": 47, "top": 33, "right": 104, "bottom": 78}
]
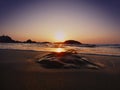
[
  {"left": 63, "top": 40, "right": 82, "bottom": 44},
  {"left": 0, "top": 35, "right": 96, "bottom": 47},
  {"left": 63, "top": 40, "right": 96, "bottom": 47}
]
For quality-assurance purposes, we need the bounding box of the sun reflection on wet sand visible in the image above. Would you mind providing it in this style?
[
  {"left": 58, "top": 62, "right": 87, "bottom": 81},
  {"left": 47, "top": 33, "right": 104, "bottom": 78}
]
[{"left": 55, "top": 48, "right": 65, "bottom": 53}]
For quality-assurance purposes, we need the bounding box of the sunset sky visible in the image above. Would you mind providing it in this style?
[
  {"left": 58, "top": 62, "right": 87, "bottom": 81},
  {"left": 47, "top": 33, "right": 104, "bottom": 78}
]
[{"left": 0, "top": 0, "right": 120, "bottom": 44}]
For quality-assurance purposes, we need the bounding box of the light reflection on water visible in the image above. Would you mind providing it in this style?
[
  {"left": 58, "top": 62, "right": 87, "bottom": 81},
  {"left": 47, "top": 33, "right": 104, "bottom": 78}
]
[{"left": 0, "top": 43, "right": 120, "bottom": 56}]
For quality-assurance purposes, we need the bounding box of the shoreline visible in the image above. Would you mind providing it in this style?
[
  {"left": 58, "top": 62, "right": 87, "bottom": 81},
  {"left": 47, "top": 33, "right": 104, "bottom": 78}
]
[{"left": 0, "top": 48, "right": 120, "bottom": 57}]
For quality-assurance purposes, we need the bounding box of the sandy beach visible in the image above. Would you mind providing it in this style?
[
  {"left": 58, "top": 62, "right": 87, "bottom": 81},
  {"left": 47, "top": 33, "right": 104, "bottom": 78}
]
[{"left": 0, "top": 49, "right": 120, "bottom": 90}]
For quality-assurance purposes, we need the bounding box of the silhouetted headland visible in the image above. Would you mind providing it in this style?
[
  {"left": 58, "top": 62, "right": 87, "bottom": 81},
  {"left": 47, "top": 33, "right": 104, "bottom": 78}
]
[
  {"left": 0, "top": 35, "right": 96, "bottom": 47},
  {"left": 0, "top": 35, "right": 36, "bottom": 43},
  {"left": 0, "top": 35, "right": 17, "bottom": 43}
]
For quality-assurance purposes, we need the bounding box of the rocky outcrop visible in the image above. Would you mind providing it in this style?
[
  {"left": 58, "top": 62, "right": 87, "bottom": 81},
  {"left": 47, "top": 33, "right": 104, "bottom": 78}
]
[
  {"left": 37, "top": 50, "right": 100, "bottom": 69},
  {"left": 0, "top": 35, "right": 16, "bottom": 43}
]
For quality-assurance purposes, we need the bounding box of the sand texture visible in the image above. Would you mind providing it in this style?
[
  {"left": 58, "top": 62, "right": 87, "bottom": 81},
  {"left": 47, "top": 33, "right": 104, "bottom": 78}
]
[{"left": 0, "top": 49, "right": 120, "bottom": 90}]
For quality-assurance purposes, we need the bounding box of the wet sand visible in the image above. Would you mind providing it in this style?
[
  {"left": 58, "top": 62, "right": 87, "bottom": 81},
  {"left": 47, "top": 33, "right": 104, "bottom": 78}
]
[{"left": 0, "top": 49, "right": 120, "bottom": 90}]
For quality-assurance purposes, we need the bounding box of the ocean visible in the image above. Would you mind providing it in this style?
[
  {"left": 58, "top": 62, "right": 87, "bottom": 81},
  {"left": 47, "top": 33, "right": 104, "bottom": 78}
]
[{"left": 0, "top": 43, "right": 120, "bottom": 56}]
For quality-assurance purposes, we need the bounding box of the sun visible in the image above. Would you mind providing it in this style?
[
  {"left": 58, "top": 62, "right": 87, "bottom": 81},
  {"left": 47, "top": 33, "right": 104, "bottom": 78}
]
[{"left": 54, "top": 31, "right": 66, "bottom": 42}]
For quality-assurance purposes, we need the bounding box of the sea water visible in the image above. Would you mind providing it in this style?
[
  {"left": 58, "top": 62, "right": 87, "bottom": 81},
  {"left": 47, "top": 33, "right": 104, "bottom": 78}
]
[{"left": 0, "top": 43, "right": 120, "bottom": 56}]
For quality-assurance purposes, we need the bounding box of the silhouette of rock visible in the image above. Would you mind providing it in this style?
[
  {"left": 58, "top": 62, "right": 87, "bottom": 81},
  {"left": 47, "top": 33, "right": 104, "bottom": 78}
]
[
  {"left": 37, "top": 50, "right": 100, "bottom": 69},
  {"left": 64, "top": 40, "right": 81, "bottom": 44},
  {"left": 0, "top": 35, "right": 16, "bottom": 43}
]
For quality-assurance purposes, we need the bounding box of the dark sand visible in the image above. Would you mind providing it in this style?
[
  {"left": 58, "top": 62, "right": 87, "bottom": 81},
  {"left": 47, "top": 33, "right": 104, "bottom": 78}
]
[{"left": 0, "top": 49, "right": 120, "bottom": 90}]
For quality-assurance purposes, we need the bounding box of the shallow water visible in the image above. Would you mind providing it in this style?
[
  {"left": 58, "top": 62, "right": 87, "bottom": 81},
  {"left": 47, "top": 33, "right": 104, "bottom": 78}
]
[{"left": 0, "top": 43, "right": 120, "bottom": 56}]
